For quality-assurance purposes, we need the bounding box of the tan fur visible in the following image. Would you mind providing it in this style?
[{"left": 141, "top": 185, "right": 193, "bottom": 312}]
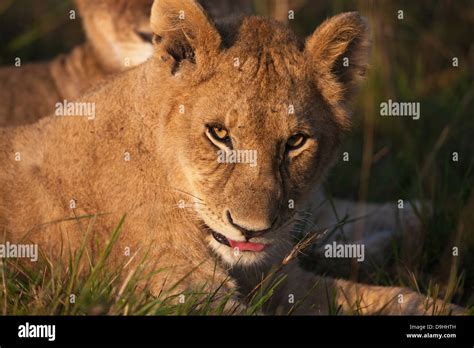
[
  {"left": 0, "top": 0, "right": 464, "bottom": 315},
  {"left": 0, "top": 0, "right": 154, "bottom": 127}
]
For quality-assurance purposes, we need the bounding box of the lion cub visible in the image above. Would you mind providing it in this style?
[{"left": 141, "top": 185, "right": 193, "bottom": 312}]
[
  {"left": 0, "top": 0, "right": 154, "bottom": 127},
  {"left": 0, "top": 0, "right": 464, "bottom": 315}
]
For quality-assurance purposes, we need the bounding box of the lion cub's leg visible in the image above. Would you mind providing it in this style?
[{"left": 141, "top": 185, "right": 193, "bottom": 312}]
[
  {"left": 272, "top": 262, "right": 465, "bottom": 315},
  {"left": 331, "top": 198, "right": 425, "bottom": 249},
  {"left": 308, "top": 192, "right": 426, "bottom": 265},
  {"left": 330, "top": 277, "right": 465, "bottom": 315}
]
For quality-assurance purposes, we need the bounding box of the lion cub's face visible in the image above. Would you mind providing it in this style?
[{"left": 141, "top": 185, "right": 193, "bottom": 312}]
[
  {"left": 151, "top": 0, "right": 370, "bottom": 266},
  {"left": 76, "top": 0, "right": 154, "bottom": 72}
]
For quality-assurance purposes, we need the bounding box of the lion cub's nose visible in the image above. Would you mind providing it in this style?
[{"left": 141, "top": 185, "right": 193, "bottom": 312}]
[{"left": 226, "top": 211, "right": 276, "bottom": 239}]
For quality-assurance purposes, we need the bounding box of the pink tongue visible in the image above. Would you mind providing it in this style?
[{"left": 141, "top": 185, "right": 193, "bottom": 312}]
[{"left": 229, "top": 240, "right": 266, "bottom": 252}]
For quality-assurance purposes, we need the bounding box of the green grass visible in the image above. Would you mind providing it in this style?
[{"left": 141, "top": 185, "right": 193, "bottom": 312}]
[
  {"left": 0, "top": 215, "right": 301, "bottom": 316},
  {"left": 1, "top": 213, "right": 471, "bottom": 316},
  {"left": 0, "top": 216, "right": 236, "bottom": 315}
]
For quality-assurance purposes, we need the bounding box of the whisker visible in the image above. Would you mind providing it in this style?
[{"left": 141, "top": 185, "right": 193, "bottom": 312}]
[{"left": 172, "top": 187, "right": 206, "bottom": 203}]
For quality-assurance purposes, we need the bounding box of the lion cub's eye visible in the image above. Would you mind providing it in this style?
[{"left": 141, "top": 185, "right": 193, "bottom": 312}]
[
  {"left": 286, "top": 134, "right": 307, "bottom": 151},
  {"left": 206, "top": 125, "right": 231, "bottom": 145}
]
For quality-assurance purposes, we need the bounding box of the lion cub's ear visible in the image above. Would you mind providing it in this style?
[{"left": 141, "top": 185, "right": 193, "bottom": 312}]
[
  {"left": 150, "top": 0, "right": 221, "bottom": 75},
  {"left": 305, "top": 12, "right": 371, "bottom": 103}
]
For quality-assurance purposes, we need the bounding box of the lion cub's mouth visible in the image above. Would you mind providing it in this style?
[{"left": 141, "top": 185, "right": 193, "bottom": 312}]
[{"left": 211, "top": 231, "right": 267, "bottom": 253}]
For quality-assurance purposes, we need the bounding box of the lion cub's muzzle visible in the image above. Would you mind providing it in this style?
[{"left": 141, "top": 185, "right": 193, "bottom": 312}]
[
  {"left": 207, "top": 209, "right": 279, "bottom": 253},
  {"left": 225, "top": 210, "right": 277, "bottom": 240}
]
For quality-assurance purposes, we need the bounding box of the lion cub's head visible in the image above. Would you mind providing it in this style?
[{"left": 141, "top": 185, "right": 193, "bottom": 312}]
[
  {"left": 150, "top": 0, "right": 370, "bottom": 266},
  {"left": 75, "top": 0, "right": 154, "bottom": 72}
]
